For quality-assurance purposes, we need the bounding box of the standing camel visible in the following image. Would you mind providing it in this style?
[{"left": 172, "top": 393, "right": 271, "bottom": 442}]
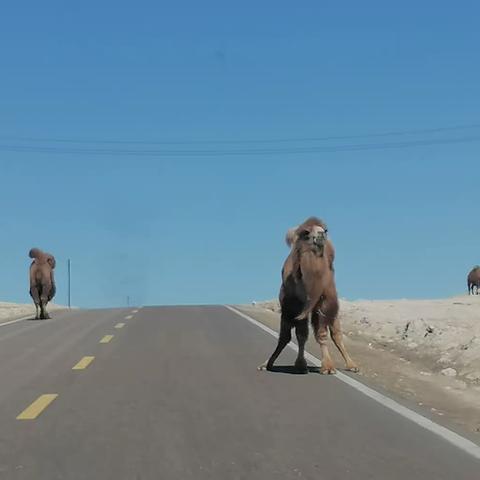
[
  {"left": 259, "top": 217, "right": 358, "bottom": 374},
  {"left": 29, "top": 248, "right": 56, "bottom": 319},
  {"left": 468, "top": 266, "right": 480, "bottom": 295}
]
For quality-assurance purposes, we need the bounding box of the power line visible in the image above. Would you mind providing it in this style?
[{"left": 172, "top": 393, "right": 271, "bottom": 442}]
[
  {"left": 0, "top": 135, "right": 479, "bottom": 156},
  {"left": 1, "top": 123, "right": 480, "bottom": 146}
]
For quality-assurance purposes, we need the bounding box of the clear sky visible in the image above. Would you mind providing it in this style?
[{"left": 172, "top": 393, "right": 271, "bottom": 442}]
[{"left": 1, "top": 1, "right": 479, "bottom": 307}]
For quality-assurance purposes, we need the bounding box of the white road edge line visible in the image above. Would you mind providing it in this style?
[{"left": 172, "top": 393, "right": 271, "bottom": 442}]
[
  {"left": 225, "top": 305, "right": 480, "bottom": 461},
  {"left": 0, "top": 315, "right": 34, "bottom": 328}
]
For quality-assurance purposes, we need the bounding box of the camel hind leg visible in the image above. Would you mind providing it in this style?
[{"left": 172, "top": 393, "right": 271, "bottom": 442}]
[
  {"left": 40, "top": 302, "right": 50, "bottom": 320},
  {"left": 294, "top": 319, "right": 309, "bottom": 373},
  {"left": 258, "top": 317, "right": 293, "bottom": 371},
  {"left": 39, "top": 298, "right": 51, "bottom": 320},
  {"left": 39, "top": 283, "right": 51, "bottom": 319},
  {"left": 30, "top": 287, "right": 41, "bottom": 320},
  {"left": 258, "top": 294, "right": 301, "bottom": 371}
]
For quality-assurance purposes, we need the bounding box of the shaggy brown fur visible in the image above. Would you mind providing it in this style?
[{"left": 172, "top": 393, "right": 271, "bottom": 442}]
[
  {"left": 468, "top": 266, "right": 480, "bottom": 295},
  {"left": 259, "top": 217, "right": 358, "bottom": 374},
  {"left": 29, "top": 248, "right": 56, "bottom": 319}
]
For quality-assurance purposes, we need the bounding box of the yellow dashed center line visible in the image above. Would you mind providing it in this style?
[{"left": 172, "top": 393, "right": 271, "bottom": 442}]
[
  {"left": 99, "top": 335, "right": 114, "bottom": 344},
  {"left": 17, "top": 394, "right": 58, "bottom": 420},
  {"left": 72, "top": 356, "right": 95, "bottom": 370},
  {"left": 132, "top": 310, "right": 138, "bottom": 314},
  {"left": 115, "top": 323, "right": 125, "bottom": 329},
  {"left": 125, "top": 315, "right": 133, "bottom": 320}
]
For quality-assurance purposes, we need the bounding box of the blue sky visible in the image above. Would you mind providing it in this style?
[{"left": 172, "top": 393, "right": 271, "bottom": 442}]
[{"left": 1, "top": 1, "right": 479, "bottom": 307}]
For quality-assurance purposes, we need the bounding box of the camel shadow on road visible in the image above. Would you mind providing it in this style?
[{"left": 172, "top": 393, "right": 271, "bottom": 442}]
[{"left": 265, "top": 365, "right": 322, "bottom": 375}]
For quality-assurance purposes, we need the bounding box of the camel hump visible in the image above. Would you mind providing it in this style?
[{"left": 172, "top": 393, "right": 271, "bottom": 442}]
[
  {"left": 29, "top": 248, "right": 44, "bottom": 260},
  {"left": 46, "top": 254, "right": 56, "bottom": 269},
  {"left": 285, "top": 227, "right": 298, "bottom": 248},
  {"left": 29, "top": 248, "right": 55, "bottom": 268}
]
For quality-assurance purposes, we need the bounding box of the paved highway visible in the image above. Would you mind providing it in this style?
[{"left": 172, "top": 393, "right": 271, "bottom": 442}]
[{"left": 0, "top": 306, "right": 478, "bottom": 479}]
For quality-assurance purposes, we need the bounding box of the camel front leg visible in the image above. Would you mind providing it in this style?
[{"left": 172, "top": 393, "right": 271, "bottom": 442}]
[
  {"left": 30, "top": 287, "right": 41, "bottom": 320},
  {"left": 329, "top": 316, "right": 359, "bottom": 372},
  {"left": 312, "top": 313, "right": 336, "bottom": 374}
]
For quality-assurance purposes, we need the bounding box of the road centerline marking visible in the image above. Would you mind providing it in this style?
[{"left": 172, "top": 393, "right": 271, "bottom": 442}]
[
  {"left": 99, "top": 335, "right": 114, "bottom": 344},
  {"left": 125, "top": 315, "right": 133, "bottom": 320},
  {"left": 72, "top": 356, "right": 95, "bottom": 370},
  {"left": 17, "top": 394, "right": 58, "bottom": 420},
  {"left": 115, "top": 323, "right": 125, "bottom": 329},
  {"left": 225, "top": 305, "right": 480, "bottom": 460}
]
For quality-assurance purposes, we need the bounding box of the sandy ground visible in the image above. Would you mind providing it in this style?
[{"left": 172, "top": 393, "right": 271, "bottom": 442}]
[
  {"left": 238, "top": 295, "right": 480, "bottom": 436},
  {"left": 0, "top": 301, "right": 66, "bottom": 323}
]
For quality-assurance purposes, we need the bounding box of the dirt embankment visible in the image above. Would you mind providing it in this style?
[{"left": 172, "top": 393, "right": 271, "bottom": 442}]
[{"left": 0, "top": 301, "right": 66, "bottom": 323}]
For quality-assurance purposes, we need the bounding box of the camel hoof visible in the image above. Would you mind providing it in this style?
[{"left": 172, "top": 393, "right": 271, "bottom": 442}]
[
  {"left": 346, "top": 366, "right": 359, "bottom": 373},
  {"left": 258, "top": 361, "right": 274, "bottom": 371},
  {"left": 295, "top": 360, "right": 308, "bottom": 374},
  {"left": 320, "top": 367, "right": 336, "bottom": 375}
]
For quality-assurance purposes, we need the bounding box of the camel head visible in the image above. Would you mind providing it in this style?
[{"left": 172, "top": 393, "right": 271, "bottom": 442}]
[
  {"left": 297, "top": 223, "right": 327, "bottom": 250},
  {"left": 286, "top": 217, "right": 328, "bottom": 254}
]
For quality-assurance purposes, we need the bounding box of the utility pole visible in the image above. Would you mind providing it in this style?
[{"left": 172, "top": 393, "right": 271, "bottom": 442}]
[
  {"left": 127, "top": 295, "right": 130, "bottom": 307},
  {"left": 67, "top": 259, "right": 71, "bottom": 309}
]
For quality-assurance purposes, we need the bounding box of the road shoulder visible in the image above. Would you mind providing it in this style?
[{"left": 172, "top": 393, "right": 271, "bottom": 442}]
[{"left": 234, "top": 304, "right": 480, "bottom": 440}]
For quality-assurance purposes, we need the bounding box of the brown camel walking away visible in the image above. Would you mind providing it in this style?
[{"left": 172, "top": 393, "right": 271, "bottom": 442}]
[
  {"left": 29, "top": 248, "right": 56, "bottom": 319},
  {"left": 467, "top": 266, "right": 480, "bottom": 295},
  {"left": 259, "top": 217, "right": 358, "bottom": 374}
]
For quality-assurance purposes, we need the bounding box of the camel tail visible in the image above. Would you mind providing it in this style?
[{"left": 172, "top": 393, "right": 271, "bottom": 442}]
[{"left": 295, "top": 299, "right": 317, "bottom": 321}]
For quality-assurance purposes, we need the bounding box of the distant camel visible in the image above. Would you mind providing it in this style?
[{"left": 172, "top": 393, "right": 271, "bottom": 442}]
[
  {"left": 259, "top": 217, "right": 358, "bottom": 374},
  {"left": 29, "top": 248, "right": 56, "bottom": 319},
  {"left": 468, "top": 266, "right": 480, "bottom": 295}
]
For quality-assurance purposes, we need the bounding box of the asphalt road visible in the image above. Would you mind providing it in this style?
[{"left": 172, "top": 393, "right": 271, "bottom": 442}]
[{"left": 0, "top": 305, "right": 479, "bottom": 479}]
